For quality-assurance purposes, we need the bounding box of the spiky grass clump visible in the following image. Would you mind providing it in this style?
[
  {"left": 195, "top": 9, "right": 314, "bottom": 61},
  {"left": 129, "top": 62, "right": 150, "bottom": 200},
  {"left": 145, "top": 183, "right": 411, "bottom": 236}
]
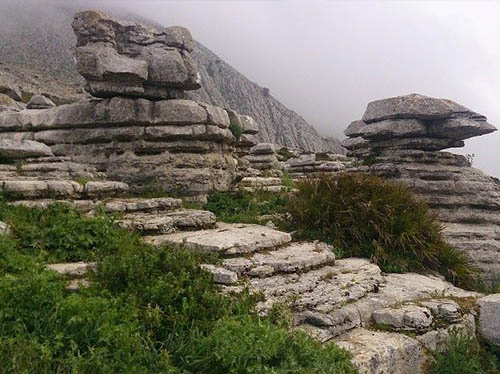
[
  {"left": 285, "top": 173, "right": 478, "bottom": 288},
  {"left": 428, "top": 330, "right": 499, "bottom": 374}
]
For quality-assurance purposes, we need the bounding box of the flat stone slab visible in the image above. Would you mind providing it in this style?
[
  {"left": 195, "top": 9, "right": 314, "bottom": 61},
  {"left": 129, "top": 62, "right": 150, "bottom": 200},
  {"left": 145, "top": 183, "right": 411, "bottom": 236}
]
[
  {"left": 103, "top": 197, "right": 183, "bottom": 213},
  {"left": 118, "top": 209, "right": 215, "bottom": 234},
  {"left": 0, "top": 139, "right": 53, "bottom": 159},
  {"left": 144, "top": 223, "right": 292, "bottom": 254},
  {"left": 200, "top": 264, "right": 238, "bottom": 285},
  {"left": 221, "top": 241, "right": 335, "bottom": 277},
  {"left": 362, "top": 93, "right": 486, "bottom": 123},
  {"left": 83, "top": 181, "right": 129, "bottom": 196},
  {"left": 335, "top": 328, "right": 426, "bottom": 374},
  {"left": 45, "top": 262, "right": 96, "bottom": 278}
]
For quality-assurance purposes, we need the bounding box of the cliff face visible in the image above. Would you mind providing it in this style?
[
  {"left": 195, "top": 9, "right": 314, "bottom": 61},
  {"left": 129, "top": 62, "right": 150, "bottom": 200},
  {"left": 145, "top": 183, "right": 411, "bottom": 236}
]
[{"left": 0, "top": 0, "right": 343, "bottom": 153}]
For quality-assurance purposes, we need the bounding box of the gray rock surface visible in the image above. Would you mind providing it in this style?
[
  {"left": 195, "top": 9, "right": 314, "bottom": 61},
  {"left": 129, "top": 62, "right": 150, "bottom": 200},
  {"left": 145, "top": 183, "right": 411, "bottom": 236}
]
[
  {"left": 27, "top": 94, "right": 55, "bottom": 109},
  {"left": 72, "top": 10, "right": 200, "bottom": 99},
  {"left": 478, "top": 294, "right": 500, "bottom": 347},
  {"left": 0, "top": 2, "right": 343, "bottom": 153},
  {"left": 362, "top": 93, "right": 486, "bottom": 123},
  {"left": 344, "top": 95, "right": 500, "bottom": 282},
  {"left": 0, "top": 139, "right": 53, "bottom": 159}
]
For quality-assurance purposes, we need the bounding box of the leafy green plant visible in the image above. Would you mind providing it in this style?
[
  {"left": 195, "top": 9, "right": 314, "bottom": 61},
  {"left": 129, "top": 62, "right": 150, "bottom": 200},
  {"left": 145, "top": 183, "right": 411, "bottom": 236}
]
[
  {"left": 284, "top": 173, "right": 478, "bottom": 288},
  {"left": 206, "top": 190, "right": 288, "bottom": 224},
  {"left": 229, "top": 119, "right": 243, "bottom": 140},
  {"left": 0, "top": 203, "right": 127, "bottom": 262},
  {"left": 428, "top": 330, "right": 499, "bottom": 374},
  {"left": 0, "top": 202, "right": 357, "bottom": 373}
]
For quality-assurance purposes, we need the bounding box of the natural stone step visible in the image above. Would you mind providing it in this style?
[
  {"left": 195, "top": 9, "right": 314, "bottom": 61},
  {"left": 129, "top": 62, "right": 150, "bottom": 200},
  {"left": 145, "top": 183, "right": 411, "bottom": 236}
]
[
  {"left": 102, "top": 197, "right": 183, "bottom": 213},
  {"left": 10, "top": 197, "right": 183, "bottom": 214},
  {"left": 117, "top": 209, "right": 215, "bottom": 234},
  {"left": 235, "top": 258, "right": 382, "bottom": 315},
  {"left": 335, "top": 328, "right": 427, "bottom": 374},
  {"left": 221, "top": 241, "right": 336, "bottom": 278},
  {"left": 144, "top": 223, "right": 292, "bottom": 254},
  {"left": 45, "top": 262, "right": 96, "bottom": 278}
]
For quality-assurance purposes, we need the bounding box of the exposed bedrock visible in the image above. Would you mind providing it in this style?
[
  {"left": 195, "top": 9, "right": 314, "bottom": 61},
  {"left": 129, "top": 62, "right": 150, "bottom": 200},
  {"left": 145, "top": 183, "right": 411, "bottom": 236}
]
[
  {"left": 343, "top": 94, "right": 500, "bottom": 283},
  {"left": 0, "top": 97, "right": 246, "bottom": 197}
]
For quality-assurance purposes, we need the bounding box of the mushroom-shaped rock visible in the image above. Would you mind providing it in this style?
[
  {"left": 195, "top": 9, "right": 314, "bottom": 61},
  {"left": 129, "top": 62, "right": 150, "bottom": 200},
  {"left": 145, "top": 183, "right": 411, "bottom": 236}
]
[{"left": 72, "top": 10, "right": 201, "bottom": 99}]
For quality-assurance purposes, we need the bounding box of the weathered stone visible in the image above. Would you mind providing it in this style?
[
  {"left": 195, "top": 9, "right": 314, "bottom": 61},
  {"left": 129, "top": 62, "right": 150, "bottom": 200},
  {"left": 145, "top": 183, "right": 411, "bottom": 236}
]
[
  {"left": 103, "top": 197, "right": 183, "bottom": 213},
  {"left": 118, "top": 213, "right": 175, "bottom": 235},
  {"left": 341, "top": 136, "right": 369, "bottom": 150},
  {"left": 145, "top": 223, "right": 292, "bottom": 254},
  {"left": 359, "top": 119, "right": 427, "bottom": 140},
  {"left": 200, "top": 264, "right": 238, "bottom": 285},
  {"left": 0, "top": 93, "right": 24, "bottom": 112},
  {"left": 0, "top": 139, "right": 53, "bottom": 159},
  {"left": 0, "top": 80, "right": 23, "bottom": 102},
  {"left": 344, "top": 120, "right": 367, "bottom": 137},
  {"left": 45, "top": 262, "right": 96, "bottom": 278},
  {"left": 335, "top": 328, "right": 426, "bottom": 374},
  {"left": 250, "top": 143, "right": 279, "bottom": 155},
  {"left": 373, "top": 305, "right": 433, "bottom": 331},
  {"left": 285, "top": 154, "right": 316, "bottom": 168},
  {"left": 198, "top": 103, "right": 230, "bottom": 128},
  {"left": 477, "top": 294, "right": 500, "bottom": 347},
  {"left": 222, "top": 241, "right": 335, "bottom": 277},
  {"left": 27, "top": 94, "right": 55, "bottom": 109},
  {"left": 427, "top": 118, "right": 497, "bottom": 140},
  {"left": 72, "top": 10, "right": 201, "bottom": 99},
  {"left": 362, "top": 93, "right": 486, "bottom": 123},
  {"left": 153, "top": 100, "right": 208, "bottom": 125},
  {"left": 83, "top": 181, "right": 129, "bottom": 196},
  {"left": 239, "top": 115, "right": 259, "bottom": 134}
]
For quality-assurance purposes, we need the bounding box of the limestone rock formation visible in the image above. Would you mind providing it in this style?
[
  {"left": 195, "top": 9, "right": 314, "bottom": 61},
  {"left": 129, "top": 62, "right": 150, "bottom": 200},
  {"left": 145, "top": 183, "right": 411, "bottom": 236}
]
[
  {"left": 72, "top": 10, "right": 200, "bottom": 99},
  {"left": 0, "top": 1, "right": 343, "bottom": 153},
  {"left": 343, "top": 94, "right": 500, "bottom": 283}
]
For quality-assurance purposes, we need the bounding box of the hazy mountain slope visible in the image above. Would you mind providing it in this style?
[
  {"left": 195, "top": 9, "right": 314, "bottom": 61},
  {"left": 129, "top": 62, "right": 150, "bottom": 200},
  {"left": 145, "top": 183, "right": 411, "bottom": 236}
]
[{"left": 0, "top": 0, "right": 343, "bottom": 152}]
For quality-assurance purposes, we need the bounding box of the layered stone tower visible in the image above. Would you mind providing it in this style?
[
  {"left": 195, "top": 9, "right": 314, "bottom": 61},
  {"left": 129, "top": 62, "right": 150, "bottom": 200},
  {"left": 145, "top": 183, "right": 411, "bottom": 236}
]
[
  {"left": 343, "top": 94, "right": 500, "bottom": 283},
  {"left": 0, "top": 11, "right": 261, "bottom": 200}
]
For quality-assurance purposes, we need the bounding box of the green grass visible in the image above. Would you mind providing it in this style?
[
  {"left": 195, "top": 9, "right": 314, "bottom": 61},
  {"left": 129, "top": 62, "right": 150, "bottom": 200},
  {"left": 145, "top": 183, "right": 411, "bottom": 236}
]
[
  {"left": 0, "top": 202, "right": 357, "bottom": 374},
  {"left": 284, "top": 173, "right": 478, "bottom": 288},
  {"left": 428, "top": 330, "right": 499, "bottom": 374},
  {"left": 206, "top": 190, "right": 288, "bottom": 224}
]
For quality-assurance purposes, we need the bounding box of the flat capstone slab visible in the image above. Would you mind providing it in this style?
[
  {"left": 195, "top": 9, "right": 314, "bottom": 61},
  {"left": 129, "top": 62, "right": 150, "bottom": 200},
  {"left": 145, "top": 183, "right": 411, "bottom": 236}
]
[{"left": 144, "top": 222, "right": 292, "bottom": 254}]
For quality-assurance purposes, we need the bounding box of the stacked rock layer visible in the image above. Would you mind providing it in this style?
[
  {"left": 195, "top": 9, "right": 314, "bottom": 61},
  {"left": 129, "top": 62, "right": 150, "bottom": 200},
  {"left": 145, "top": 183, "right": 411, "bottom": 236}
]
[
  {"left": 72, "top": 10, "right": 200, "bottom": 100},
  {"left": 343, "top": 94, "right": 500, "bottom": 283},
  {"left": 0, "top": 10, "right": 268, "bottom": 199}
]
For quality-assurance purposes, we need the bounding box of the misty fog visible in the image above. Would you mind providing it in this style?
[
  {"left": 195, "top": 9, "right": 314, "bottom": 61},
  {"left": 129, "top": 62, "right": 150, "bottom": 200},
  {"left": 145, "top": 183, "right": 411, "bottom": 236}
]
[{"left": 4, "top": 0, "right": 500, "bottom": 176}]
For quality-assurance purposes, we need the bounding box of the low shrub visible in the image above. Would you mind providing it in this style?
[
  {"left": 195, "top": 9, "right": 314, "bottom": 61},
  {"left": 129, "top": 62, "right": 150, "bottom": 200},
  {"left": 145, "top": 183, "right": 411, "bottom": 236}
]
[
  {"left": 206, "top": 190, "right": 288, "bottom": 224},
  {"left": 0, "top": 203, "right": 131, "bottom": 262},
  {"left": 0, "top": 202, "right": 357, "bottom": 373},
  {"left": 285, "top": 173, "right": 477, "bottom": 288},
  {"left": 428, "top": 330, "right": 499, "bottom": 374},
  {"left": 229, "top": 119, "right": 243, "bottom": 140}
]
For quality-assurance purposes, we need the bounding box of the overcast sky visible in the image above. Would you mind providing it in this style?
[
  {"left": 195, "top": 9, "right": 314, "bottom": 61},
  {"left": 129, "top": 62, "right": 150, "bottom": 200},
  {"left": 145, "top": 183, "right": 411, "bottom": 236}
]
[{"left": 89, "top": 1, "right": 499, "bottom": 176}]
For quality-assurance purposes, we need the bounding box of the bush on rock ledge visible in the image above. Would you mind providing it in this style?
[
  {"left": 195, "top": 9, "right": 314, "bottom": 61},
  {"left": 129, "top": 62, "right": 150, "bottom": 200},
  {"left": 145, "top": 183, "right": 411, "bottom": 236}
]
[{"left": 285, "top": 173, "right": 478, "bottom": 288}]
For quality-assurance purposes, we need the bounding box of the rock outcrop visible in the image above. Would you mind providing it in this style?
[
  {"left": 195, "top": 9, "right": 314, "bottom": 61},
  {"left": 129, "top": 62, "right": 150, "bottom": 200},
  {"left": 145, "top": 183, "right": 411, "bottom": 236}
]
[
  {"left": 0, "top": 0, "right": 343, "bottom": 153},
  {"left": 0, "top": 11, "right": 270, "bottom": 199},
  {"left": 72, "top": 10, "right": 200, "bottom": 100},
  {"left": 343, "top": 94, "right": 500, "bottom": 283}
]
